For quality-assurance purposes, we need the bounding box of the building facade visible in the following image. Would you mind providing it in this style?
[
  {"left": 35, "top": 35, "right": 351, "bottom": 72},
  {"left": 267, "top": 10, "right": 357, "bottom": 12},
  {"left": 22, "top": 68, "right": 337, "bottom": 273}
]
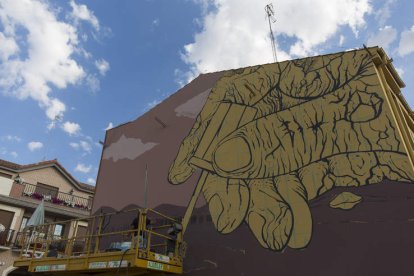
[
  {"left": 0, "top": 159, "right": 94, "bottom": 275},
  {"left": 93, "top": 47, "right": 414, "bottom": 275}
]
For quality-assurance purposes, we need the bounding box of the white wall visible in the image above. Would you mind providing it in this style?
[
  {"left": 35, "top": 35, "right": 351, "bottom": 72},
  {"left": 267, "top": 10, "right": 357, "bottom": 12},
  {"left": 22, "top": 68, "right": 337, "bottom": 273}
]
[{"left": 0, "top": 177, "right": 13, "bottom": 196}]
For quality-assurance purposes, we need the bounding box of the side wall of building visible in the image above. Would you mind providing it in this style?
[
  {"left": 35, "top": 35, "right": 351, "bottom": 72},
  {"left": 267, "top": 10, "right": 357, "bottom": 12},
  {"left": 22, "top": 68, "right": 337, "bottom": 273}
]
[{"left": 93, "top": 48, "right": 414, "bottom": 275}]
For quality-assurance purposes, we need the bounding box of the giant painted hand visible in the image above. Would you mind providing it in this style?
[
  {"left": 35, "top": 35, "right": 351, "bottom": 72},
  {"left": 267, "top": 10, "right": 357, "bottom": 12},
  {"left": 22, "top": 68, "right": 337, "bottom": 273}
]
[{"left": 168, "top": 50, "right": 414, "bottom": 251}]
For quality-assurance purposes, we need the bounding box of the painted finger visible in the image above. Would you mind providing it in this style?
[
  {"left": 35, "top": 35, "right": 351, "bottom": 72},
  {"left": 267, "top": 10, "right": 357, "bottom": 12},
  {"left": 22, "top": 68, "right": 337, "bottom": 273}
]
[
  {"left": 202, "top": 173, "right": 249, "bottom": 234},
  {"left": 274, "top": 174, "right": 312, "bottom": 249},
  {"left": 298, "top": 160, "right": 329, "bottom": 200},
  {"left": 278, "top": 51, "right": 373, "bottom": 100},
  {"left": 169, "top": 101, "right": 240, "bottom": 184},
  {"left": 375, "top": 151, "right": 414, "bottom": 181},
  {"left": 211, "top": 89, "right": 384, "bottom": 179},
  {"left": 219, "top": 65, "right": 285, "bottom": 107},
  {"left": 189, "top": 103, "right": 257, "bottom": 173},
  {"left": 168, "top": 104, "right": 219, "bottom": 184},
  {"left": 169, "top": 66, "right": 281, "bottom": 184},
  {"left": 246, "top": 179, "right": 292, "bottom": 251}
]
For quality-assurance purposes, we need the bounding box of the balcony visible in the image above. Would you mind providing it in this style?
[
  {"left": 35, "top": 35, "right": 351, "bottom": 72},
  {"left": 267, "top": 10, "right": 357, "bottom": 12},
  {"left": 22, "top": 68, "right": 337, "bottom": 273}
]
[{"left": 9, "top": 182, "right": 92, "bottom": 212}]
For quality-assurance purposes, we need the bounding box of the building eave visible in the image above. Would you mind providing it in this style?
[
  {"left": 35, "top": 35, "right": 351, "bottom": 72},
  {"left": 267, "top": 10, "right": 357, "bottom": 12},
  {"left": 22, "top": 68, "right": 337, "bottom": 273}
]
[{"left": 0, "top": 195, "right": 90, "bottom": 219}]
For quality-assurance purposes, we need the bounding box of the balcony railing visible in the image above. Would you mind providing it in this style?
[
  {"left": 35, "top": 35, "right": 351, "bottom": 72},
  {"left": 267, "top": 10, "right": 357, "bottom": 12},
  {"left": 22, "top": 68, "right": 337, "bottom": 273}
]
[
  {"left": 11, "top": 182, "right": 92, "bottom": 211},
  {"left": 13, "top": 231, "right": 68, "bottom": 251},
  {"left": 0, "top": 229, "right": 15, "bottom": 247}
]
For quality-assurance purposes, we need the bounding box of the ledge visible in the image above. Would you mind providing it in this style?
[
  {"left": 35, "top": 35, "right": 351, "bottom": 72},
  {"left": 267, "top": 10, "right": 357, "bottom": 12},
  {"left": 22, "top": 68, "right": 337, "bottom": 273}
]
[{"left": 0, "top": 195, "right": 90, "bottom": 219}]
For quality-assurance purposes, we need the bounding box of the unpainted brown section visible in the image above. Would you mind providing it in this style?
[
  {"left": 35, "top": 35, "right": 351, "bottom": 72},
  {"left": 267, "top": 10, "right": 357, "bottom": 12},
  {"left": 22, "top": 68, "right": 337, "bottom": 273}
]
[{"left": 93, "top": 72, "right": 225, "bottom": 212}]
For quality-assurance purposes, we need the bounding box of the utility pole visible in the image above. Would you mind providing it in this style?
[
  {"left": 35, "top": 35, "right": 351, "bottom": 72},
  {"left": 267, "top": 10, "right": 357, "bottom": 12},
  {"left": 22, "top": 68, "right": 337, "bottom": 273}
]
[
  {"left": 265, "top": 3, "right": 278, "bottom": 62},
  {"left": 144, "top": 163, "right": 148, "bottom": 208}
]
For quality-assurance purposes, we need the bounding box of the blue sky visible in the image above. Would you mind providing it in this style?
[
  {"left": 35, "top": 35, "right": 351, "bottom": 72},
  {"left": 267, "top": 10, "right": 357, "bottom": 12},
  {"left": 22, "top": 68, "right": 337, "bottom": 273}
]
[{"left": 1, "top": 0, "right": 414, "bottom": 185}]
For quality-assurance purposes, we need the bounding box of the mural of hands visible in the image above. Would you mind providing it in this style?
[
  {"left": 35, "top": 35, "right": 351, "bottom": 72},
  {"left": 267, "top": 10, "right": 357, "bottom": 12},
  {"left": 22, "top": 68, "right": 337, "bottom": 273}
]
[{"left": 168, "top": 50, "right": 414, "bottom": 251}]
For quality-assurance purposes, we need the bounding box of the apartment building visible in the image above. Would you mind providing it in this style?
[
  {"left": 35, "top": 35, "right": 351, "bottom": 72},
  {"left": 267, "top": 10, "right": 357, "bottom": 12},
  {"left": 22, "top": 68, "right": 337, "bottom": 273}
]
[{"left": 0, "top": 159, "right": 94, "bottom": 275}]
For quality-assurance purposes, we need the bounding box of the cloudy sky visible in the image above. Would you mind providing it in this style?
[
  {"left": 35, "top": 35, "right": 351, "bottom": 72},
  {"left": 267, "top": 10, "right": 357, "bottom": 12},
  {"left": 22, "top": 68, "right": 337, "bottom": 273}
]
[{"left": 1, "top": 0, "right": 414, "bottom": 185}]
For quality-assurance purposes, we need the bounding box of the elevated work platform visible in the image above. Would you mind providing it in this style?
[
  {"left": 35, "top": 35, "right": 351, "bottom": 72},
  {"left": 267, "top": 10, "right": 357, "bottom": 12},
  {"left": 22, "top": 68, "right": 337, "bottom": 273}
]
[{"left": 13, "top": 208, "right": 185, "bottom": 275}]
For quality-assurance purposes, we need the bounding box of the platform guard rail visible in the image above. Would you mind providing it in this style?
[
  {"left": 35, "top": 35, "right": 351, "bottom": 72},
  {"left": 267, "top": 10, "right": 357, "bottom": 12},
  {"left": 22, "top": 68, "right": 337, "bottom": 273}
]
[{"left": 13, "top": 208, "right": 185, "bottom": 275}]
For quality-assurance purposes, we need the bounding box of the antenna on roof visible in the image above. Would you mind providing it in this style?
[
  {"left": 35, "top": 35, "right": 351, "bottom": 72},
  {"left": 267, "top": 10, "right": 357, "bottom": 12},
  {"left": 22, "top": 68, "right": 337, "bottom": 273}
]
[
  {"left": 265, "top": 3, "right": 278, "bottom": 62},
  {"left": 42, "top": 115, "right": 62, "bottom": 161}
]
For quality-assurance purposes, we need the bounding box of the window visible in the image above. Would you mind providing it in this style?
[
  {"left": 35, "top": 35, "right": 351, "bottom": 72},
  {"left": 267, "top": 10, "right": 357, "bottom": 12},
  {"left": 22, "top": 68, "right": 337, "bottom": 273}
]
[
  {"left": 19, "top": 217, "right": 29, "bottom": 231},
  {"left": 35, "top": 183, "right": 58, "bottom": 198},
  {"left": 76, "top": 226, "right": 88, "bottom": 238},
  {"left": 0, "top": 210, "right": 14, "bottom": 230},
  {"left": 53, "top": 224, "right": 65, "bottom": 237}
]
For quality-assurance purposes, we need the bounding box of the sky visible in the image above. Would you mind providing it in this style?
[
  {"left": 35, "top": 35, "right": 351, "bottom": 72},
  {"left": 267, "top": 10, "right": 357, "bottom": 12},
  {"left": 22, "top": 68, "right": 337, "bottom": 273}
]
[{"left": 0, "top": 0, "right": 414, "bottom": 186}]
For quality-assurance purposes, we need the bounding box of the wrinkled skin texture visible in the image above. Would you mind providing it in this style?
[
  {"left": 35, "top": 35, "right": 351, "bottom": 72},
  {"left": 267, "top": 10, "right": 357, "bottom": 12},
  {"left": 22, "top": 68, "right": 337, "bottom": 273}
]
[{"left": 168, "top": 49, "right": 414, "bottom": 251}]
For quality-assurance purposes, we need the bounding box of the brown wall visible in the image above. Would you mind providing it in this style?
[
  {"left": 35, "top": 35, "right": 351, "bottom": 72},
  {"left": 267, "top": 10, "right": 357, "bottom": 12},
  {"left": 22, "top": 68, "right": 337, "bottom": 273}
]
[
  {"left": 92, "top": 47, "right": 414, "bottom": 275},
  {"left": 93, "top": 72, "right": 225, "bottom": 212}
]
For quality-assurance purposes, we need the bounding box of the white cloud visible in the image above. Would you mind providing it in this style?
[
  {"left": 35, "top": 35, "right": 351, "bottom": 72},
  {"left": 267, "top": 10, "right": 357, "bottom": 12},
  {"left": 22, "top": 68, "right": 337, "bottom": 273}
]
[
  {"left": 87, "top": 177, "right": 95, "bottom": 185},
  {"left": 1, "top": 135, "right": 21, "bottom": 142},
  {"left": 145, "top": 99, "right": 161, "bottom": 111},
  {"left": 28, "top": 141, "right": 43, "bottom": 151},
  {"left": 70, "top": 0, "right": 100, "bottom": 31},
  {"left": 86, "top": 74, "right": 100, "bottom": 93},
  {"left": 182, "top": 0, "right": 371, "bottom": 79},
  {"left": 398, "top": 26, "right": 414, "bottom": 56},
  {"left": 339, "top": 35, "right": 345, "bottom": 47},
  {"left": 70, "top": 140, "right": 92, "bottom": 153},
  {"left": 0, "top": 32, "right": 18, "bottom": 61},
  {"left": 152, "top": 18, "right": 160, "bottom": 27},
  {"left": 95, "top": 59, "right": 110, "bottom": 76},
  {"left": 81, "top": 33, "right": 88, "bottom": 42},
  {"left": 79, "top": 140, "right": 92, "bottom": 153},
  {"left": 395, "top": 67, "right": 404, "bottom": 77},
  {"left": 0, "top": 0, "right": 86, "bottom": 120},
  {"left": 62, "top": 121, "right": 81, "bottom": 136},
  {"left": 46, "top": 99, "right": 67, "bottom": 120},
  {"left": 46, "top": 114, "right": 63, "bottom": 130},
  {"left": 174, "top": 68, "right": 195, "bottom": 87},
  {"left": 367, "top": 25, "right": 397, "bottom": 50},
  {"left": 10, "top": 151, "right": 18, "bottom": 158},
  {"left": 105, "top": 122, "right": 114, "bottom": 130},
  {"left": 375, "top": 0, "right": 396, "bottom": 26},
  {"left": 69, "top": 142, "right": 80, "bottom": 150},
  {"left": 74, "top": 163, "right": 92, "bottom": 173}
]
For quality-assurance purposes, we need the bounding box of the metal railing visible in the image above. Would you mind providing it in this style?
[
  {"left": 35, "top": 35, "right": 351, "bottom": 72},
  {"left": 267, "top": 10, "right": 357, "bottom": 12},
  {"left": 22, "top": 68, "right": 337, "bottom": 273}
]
[
  {"left": 14, "top": 208, "right": 185, "bottom": 267},
  {"left": 13, "top": 231, "right": 29, "bottom": 248},
  {"left": 0, "top": 229, "right": 15, "bottom": 247},
  {"left": 16, "top": 182, "right": 92, "bottom": 210}
]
